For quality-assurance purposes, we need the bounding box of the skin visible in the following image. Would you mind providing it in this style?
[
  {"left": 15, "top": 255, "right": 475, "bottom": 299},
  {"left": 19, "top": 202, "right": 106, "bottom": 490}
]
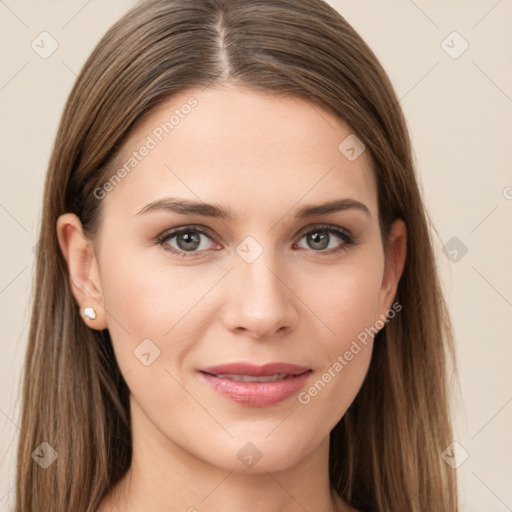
[{"left": 57, "top": 83, "right": 406, "bottom": 512}]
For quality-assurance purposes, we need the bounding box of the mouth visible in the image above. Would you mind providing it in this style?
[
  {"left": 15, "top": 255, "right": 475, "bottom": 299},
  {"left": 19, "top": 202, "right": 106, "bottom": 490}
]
[
  {"left": 206, "top": 373, "right": 298, "bottom": 382},
  {"left": 198, "top": 362, "right": 312, "bottom": 407}
]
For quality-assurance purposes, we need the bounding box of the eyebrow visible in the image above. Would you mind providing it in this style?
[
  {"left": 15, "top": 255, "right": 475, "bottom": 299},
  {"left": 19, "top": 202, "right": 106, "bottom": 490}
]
[{"left": 136, "top": 197, "right": 371, "bottom": 220}]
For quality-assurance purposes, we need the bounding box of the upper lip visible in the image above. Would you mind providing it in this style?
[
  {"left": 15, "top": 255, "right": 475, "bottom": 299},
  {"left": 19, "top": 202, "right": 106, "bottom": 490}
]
[{"left": 199, "top": 362, "right": 311, "bottom": 377}]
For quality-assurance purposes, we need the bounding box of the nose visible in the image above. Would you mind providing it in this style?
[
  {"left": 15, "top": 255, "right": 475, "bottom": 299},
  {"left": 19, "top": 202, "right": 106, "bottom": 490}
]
[{"left": 222, "top": 251, "right": 299, "bottom": 340}]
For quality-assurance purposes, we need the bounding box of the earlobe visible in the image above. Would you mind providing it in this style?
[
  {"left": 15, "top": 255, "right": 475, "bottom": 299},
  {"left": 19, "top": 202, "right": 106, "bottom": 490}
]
[
  {"left": 377, "top": 219, "right": 407, "bottom": 320},
  {"left": 56, "top": 213, "right": 108, "bottom": 330}
]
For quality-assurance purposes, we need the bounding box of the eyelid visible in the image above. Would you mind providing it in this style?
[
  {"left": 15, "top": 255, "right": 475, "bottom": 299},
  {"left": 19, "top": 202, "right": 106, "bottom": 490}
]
[{"left": 295, "top": 222, "right": 352, "bottom": 239}]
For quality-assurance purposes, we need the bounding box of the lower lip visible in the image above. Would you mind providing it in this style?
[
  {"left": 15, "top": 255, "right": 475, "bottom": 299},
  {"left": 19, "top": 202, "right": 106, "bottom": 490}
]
[{"left": 200, "top": 371, "right": 312, "bottom": 407}]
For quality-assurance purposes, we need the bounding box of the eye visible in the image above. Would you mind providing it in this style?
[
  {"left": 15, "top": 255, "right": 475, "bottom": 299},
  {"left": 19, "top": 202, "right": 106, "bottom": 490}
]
[
  {"left": 157, "top": 226, "right": 220, "bottom": 257},
  {"left": 294, "top": 225, "right": 354, "bottom": 255},
  {"left": 156, "top": 224, "right": 355, "bottom": 259}
]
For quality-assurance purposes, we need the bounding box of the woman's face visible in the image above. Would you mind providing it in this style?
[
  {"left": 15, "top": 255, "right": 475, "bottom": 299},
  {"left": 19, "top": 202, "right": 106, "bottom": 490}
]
[{"left": 65, "top": 84, "right": 405, "bottom": 473}]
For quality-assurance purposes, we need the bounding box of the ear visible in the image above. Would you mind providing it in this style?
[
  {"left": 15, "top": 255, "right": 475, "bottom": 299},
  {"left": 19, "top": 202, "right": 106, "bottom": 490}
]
[
  {"left": 56, "top": 213, "right": 108, "bottom": 330},
  {"left": 376, "top": 219, "right": 407, "bottom": 320}
]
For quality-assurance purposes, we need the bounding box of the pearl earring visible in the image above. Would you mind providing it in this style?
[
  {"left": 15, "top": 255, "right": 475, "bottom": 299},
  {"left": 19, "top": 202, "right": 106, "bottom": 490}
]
[{"left": 83, "top": 307, "right": 97, "bottom": 320}]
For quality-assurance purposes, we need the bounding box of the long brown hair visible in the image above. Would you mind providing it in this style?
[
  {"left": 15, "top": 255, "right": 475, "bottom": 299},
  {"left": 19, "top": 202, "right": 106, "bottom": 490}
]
[{"left": 16, "top": 0, "right": 458, "bottom": 510}]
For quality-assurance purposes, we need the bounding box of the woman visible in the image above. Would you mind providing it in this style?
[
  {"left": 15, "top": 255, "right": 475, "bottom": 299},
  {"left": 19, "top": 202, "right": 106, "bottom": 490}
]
[{"left": 15, "top": 0, "right": 458, "bottom": 510}]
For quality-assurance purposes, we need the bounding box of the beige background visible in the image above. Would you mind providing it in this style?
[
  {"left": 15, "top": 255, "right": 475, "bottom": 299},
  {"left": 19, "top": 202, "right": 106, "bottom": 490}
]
[{"left": 1, "top": 1, "right": 511, "bottom": 510}]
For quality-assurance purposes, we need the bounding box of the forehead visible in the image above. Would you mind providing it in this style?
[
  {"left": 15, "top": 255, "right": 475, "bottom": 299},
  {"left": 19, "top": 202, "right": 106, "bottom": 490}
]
[{"left": 101, "top": 84, "right": 378, "bottom": 221}]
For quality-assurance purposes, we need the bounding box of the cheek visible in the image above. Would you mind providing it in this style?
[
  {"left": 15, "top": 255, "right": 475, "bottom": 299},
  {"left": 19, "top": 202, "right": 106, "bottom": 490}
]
[
  {"left": 98, "top": 246, "right": 228, "bottom": 369},
  {"left": 308, "top": 255, "right": 384, "bottom": 350},
  {"left": 99, "top": 233, "right": 384, "bottom": 363},
  {"left": 296, "top": 255, "right": 383, "bottom": 414}
]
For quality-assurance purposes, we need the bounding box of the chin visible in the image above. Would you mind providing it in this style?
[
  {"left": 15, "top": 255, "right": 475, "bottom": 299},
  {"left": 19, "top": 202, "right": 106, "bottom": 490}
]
[{"left": 195, "top": 432, "right": 319, "bottom": 475}]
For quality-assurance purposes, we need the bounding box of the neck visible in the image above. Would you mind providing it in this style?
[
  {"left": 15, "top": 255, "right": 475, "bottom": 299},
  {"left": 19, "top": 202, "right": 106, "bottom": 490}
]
[{"left": 98, "top": 401, "right": 349, "bottom": 512}]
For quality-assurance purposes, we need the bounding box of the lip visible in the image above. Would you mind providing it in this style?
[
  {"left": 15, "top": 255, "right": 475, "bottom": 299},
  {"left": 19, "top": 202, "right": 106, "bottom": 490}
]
[
  {"left": 200, "top": 362, "right": 310, "bottom": 377},
  {"left": 198, "top": 362, "right": 312, "bottom": 407}
]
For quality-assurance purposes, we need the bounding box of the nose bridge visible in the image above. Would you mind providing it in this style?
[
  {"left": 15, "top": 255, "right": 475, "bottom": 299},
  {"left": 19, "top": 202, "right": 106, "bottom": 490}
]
[
  {"left": 224, "top": 237, "right": 298, "bottom": 338},
  {"left": 238, "top": 250, "right": 281, "bottom": 302}
]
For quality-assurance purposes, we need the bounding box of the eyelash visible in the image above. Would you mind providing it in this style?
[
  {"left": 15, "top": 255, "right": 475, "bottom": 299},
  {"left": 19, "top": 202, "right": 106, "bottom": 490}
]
[{"left": 155, "top": 224, "right": 356, "bottom": 259}]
